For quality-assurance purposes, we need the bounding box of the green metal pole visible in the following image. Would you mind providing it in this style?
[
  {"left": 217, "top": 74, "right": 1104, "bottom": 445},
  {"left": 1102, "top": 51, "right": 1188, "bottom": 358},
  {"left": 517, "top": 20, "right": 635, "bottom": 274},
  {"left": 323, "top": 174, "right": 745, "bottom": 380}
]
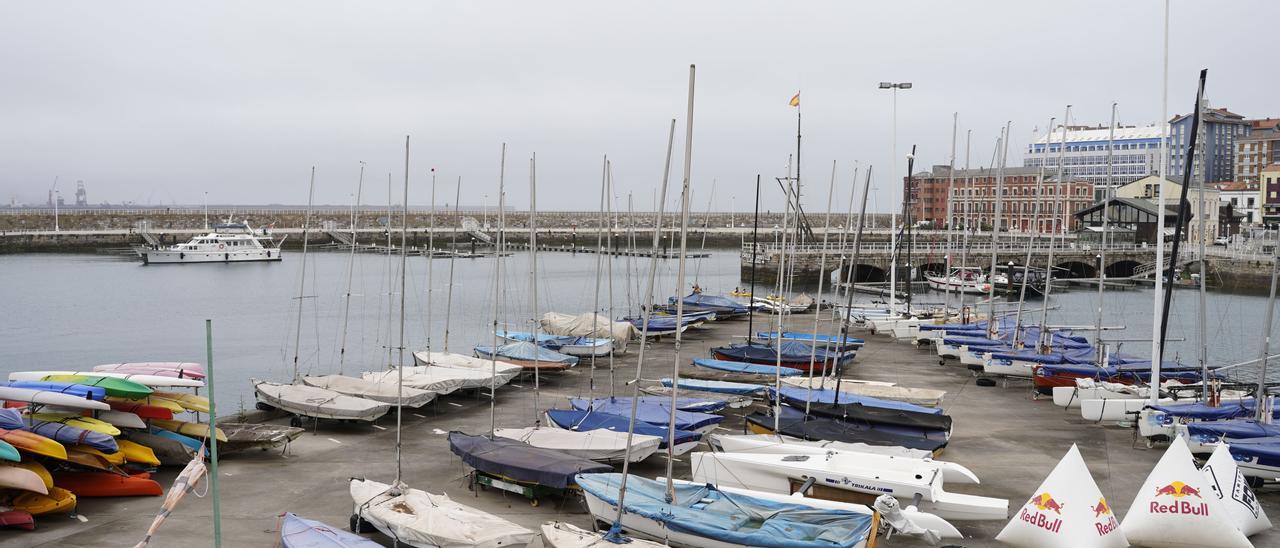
[{"left": 205, "top": 319, "right": 222, "bottom": 548}]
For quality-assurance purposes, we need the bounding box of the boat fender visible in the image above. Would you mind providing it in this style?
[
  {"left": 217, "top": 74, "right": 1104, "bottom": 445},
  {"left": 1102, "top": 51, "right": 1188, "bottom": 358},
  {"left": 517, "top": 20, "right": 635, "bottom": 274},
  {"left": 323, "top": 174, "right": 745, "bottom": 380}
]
[
  {"left": 179, "top": 252, "right": 184, "bottom": 260},
  {"left": 224, "top": 253, "right": 229, "bottom": 261},
  {"left": 218, "top": 243, "right": 225, "bottom": 250},
  {"left": 267, "top": 251, "right": 271, "bottom": 258},
  {"left": 875, "top": 494, "right": 941, "bottom": 544}
]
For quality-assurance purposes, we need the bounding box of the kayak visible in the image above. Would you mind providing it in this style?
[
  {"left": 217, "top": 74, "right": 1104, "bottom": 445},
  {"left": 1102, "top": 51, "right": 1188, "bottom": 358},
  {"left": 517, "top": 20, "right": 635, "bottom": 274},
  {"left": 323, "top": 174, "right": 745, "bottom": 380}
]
[
  {"left": 82, "top": 409, "right": 147, "bottom": 430},
  {"left": 8, "top": 370, "right": 203, "bottom": 389},
  {"left": 151, "top": 391, "right": 210, "bottom": 413},
  {"left": 0, "top": 386, "right": 109, "bottom": 411},
  {"left": 30, "top": 413, "right": 122, "bottom": 436},
  {"left": 104, "top": 399, "right": 174, "bottom": 420},
  {"left": 63, "top": 449, "right": 115, "bottom": 471},
  {"left": 146, "top": 427, "right": 204, "bottom": 454},
  {"left": 0, "top": 510, "right": 34, "bottom": 531},
  {"left": 280, "top": 512, "right": 382, "bottom": 547},
  {"left": 6, "top": 381, "right": 105, "bottom": 400},
  {"left": 40, "top": 375, "right": 153, "bottom": 400},
  {"left": 0, "top": 409, "right": 21, "bottom": 430},
  {"left": 69, "top": 445, "right": 126, "bottom": 466},
  {"left": 0, "top": 428, "right": 67, "bottom": 460},
  {"left": 120, "top": 430, "right": 196, "bottom": 466},
  {"left": 1, "top": 461, "right": 52, "bottom": 491},
  {"left": 10, "top": 486, "right": 76, "bottom": 515},
  {"left": 0, "top": 440, "right": 20, "bottom": 463},
  {"left": 22, "top": 418, "right": 118, "bottom": 454},
  {"left": 150, "top": 419, "right": 227, "bottom": 442},
  {"left": 116, "top": 439, "right": 161, "bottom": 467},
  {"left": 53, "top": 471, "right": 163, "bottom": 497},
  {"left": 109, "top": 395, "right": 183, "bottom": 413},
  {"left": 93, "top": 362, "right": 206, "bottom": 380},
  {"left": 0, "top": 464, "right": 48, "bottom": 494}
]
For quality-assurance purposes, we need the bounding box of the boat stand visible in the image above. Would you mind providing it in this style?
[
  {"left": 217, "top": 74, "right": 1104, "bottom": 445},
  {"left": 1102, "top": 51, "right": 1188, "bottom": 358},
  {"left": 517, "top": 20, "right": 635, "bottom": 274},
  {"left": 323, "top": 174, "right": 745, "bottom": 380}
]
[{"left": 467, "top": 470, "right": 565, "bottom": 507}]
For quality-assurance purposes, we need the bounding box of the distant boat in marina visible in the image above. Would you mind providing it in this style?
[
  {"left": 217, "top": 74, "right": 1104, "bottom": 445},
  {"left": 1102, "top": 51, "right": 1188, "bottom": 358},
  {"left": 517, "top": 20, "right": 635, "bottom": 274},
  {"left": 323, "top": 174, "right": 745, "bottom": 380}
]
[{"left": 139, "top": 221, "right": 284, "bottom": 264}]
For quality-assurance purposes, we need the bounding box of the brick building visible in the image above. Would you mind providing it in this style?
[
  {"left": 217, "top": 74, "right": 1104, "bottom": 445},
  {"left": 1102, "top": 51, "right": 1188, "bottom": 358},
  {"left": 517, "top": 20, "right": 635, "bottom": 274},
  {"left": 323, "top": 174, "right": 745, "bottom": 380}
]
[
  {"left": 908, "top": 165, "right": 1093, "bottom": 233},
  {"left": 1236, "top": 119, "right": 1280, "bottom": 183}
]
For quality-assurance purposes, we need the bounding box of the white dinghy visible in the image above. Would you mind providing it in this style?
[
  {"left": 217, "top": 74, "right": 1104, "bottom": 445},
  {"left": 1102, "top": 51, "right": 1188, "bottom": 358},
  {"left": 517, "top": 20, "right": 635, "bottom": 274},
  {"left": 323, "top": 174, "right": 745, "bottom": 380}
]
[
  {"left": 1119, "top": 436, "right": 1252, "bottom": 548},
  {"left": 350, "top": 478, "right": 535, "bottom": 548},
  {"left": 253, "top": 380, "right": 390, "bottom": 422},
  {"left": 493, "top": 426, "right": 661, "bottom": 463},
  {"left": 412, "top": 351, "right": 522, "bottom": 388},
  {"left": 995, "top": 444, "right": 1127, "bottom": 548},
  {"left": 540, "top": 521, "right": 666, "bottom": 548},
  {"left": 690, "top": 450, "right": 1005, "bottom": 521},
  {"left": 1200, "top": 443, "right": 1272, "bottom": 538},
  {"left": 707, "top": 433, "right": 979, "bottom": 484},
  {"left": 302, "top": 375, "right": 436, "bottom": 407}
]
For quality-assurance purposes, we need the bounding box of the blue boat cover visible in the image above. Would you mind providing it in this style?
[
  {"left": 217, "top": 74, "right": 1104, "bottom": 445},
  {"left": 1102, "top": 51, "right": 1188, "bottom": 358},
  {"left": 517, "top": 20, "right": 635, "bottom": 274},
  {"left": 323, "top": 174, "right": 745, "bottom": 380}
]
[
  {"left": 712, "top": 342, "right": 848, "bottom": 364},
  {"left": 624, "top": 315, "right": 695, "bottom": 331},
  {"left": 1228, "top": 438, "right": 1280, "bottom": 466},
  {"left": 693, "top": 358, "right": 802, "bottom": 376},
  {"left": 1037, "top": 362, "right": 1206, "bottom": 383},
  {"left": 545, "top": 409, "right": 701, "bottom": 449},
  {"left": 672, "top": 293, "right": 750, "bottom": 313},
  {"left": 7, "top": 381, "right": 106, "bottom": 401},
  {"left": 942, "top": 335, "right": 1010, "bottom": 347},
  {"left": 448, "top": 431, "right": 610, "bottom": 489},
  {"left": 474, "top": 341, "right": 578, "bottom": 365},
  {"left": 280, "top": 512, "right": 382, "bottom": 548},
  {"left": 660, "top": 377, "right": 765, "bottom": 395},
  {"left": 1187, "top": 420, "right": 1280, "bottom": 441},
  {"left": 0, "top": 409, "right": 22, "bottom": 430},
  {"left": 573, "top": 396, "right": 726, "bottom": 413},
  {"left": 756, "top": 332, "right": 864, "bottom": 347},
  {"left": 23, "top": 417, "right": 118, "bottom": 453},
  {"left": 1148, "top": 400, "right": 1258, "bottom": 421},
  {"left": 576, "top": 473, "right": 874, "bottom": 548},
  {"left": 569, "top": 398, "right": 723, "bottom": 432},
  {"left": 770, "top": 386, "right": 943, "bottom": 415}
]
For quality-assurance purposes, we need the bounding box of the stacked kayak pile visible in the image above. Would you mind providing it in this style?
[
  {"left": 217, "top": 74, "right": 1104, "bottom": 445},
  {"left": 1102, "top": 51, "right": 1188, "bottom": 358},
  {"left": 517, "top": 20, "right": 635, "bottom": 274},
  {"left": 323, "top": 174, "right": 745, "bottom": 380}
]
[{"left": 0, "top": 363, "right": 233, "bottom": 531}]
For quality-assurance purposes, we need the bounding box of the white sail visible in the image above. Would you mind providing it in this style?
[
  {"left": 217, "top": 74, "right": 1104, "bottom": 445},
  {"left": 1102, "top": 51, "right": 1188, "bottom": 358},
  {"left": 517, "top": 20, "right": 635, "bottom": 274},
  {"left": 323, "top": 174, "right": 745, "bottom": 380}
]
[
  {"left": 1201, "top": 443, "right": 1271, "bottom": 537},
  {"left": 995, "top": 444, "right": 1127, "bottom": 548},
  {"left": 1119, "top": 437, "right": 1252, "bottom": 548}
]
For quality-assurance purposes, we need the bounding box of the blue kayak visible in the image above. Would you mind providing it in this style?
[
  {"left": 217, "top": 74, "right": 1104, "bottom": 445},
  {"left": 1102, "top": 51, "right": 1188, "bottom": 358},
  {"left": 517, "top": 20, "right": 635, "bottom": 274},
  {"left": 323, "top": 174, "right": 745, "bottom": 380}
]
[
  {"left": 23, "top": 417, "right": 118, "bottom": 453},
  {"left": 7, "top": 381, "right": 106, "bottom": 401},
  {"left": 280, "top": 512, "right": 382, "bottom": 548},
  {"left": 0, "top": 440, "right": 18, "bottom": 463},
  {"left": 692, "top": 358, "right": 802, "bottom": 377},
  {"left": 0, "top": 409, "right": 23, "bottom": 430},
  {"left": 545, "top": 409, "right": 701, "bottom": 449},
  {"left": 569, "top": 398, "right": 723, "bottom": 432},
  {"left": 572, "top": 395, "right": 726, "bottom": 413},
  {"left": 660, "top": 377, "right": 765, "bottom": 396}
]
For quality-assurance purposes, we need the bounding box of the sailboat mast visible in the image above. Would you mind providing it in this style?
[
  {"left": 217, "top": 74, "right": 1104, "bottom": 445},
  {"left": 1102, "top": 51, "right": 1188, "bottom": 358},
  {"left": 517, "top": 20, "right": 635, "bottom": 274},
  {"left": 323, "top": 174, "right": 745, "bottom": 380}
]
[
  {"left": 1013, "top": 118, "right": 1054, "bottom": 349},
  {"left": 959, "top": 131, "right": 972, "bottom": 323},
  {"left": 903, "top": 146, "right": 916, "bottom": 314},
  {"left": 1157, "top": 70, "right": 1207, "bottom": 369},
  {"left": 665, "top": 64, "right": 696, "bottom": 502},
  {"left": 394, "top": 136, "right": 409, "bottom": 484},
  {"left": 529, "top": 153, "right": 542, "bottom": 423},
  {"left": 1149, "top": 0, "right": 1171, "bottom": 405},
  {"left": 985, "top": 124, "right": 1011, "bottom": 337},
  {"left": 606, "top": 162, "right": 618, "bottom": 396},
  {"left": 590, "top": 155, "right": 608, "bottom": 402},
  {"left": 1255, "top": 255, "right": 1280, "bottom": 421},
  {"left": 943, "top": 114, "right": 958, "bottom": 311},
  {"left": 337, "top": 163, "right": 364, "bottom": 375},
  {"left": 836, "top": 167, "right": 872, "bottom": 399},
  {"left": 1196, "top": 106, "right": 1210, "bottom": 402},
  {"left": 291, "top": 167, "right": 316, "bottom": 383},
  {"left": 425, "top": 171, "right": 436, "bottom": 354},
  {"left": 611, "top": 118, "right": 677, "bottom": 531},
  {"left": 489, "top": 144, "right": 507, "bottom": 437},
  {"left": 443, "top": 177, "right": 462, "bottom": 352},
  {"left": 747, "top": 176, "right": 761, "bottom": 344},
  {"left": 771, "top": 180, "right": 792, "bottom": 435},
  {"left": 803, "top": 162, "right": 838, "bottom": 415},
  {"left": 1096, "top": 103, "right": 1117, "bottom": 356},
  {"left": 1037, "top": 107, "right": 1070, "bottom": 351}
]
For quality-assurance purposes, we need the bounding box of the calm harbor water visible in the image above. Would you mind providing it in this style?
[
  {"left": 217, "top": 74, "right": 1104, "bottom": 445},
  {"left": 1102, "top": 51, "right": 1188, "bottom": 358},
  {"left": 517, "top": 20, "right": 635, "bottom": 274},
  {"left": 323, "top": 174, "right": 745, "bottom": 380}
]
[{"left": 1, "top": 250, "right": 1275, "bottom": 413}]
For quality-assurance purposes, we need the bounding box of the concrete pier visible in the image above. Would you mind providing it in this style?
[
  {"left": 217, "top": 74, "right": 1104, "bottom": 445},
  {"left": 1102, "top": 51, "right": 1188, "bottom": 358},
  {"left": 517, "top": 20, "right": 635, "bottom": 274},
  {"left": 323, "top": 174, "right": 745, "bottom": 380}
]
[{"left": 20, "top": 311, "right": 1280, "bottom": 547}]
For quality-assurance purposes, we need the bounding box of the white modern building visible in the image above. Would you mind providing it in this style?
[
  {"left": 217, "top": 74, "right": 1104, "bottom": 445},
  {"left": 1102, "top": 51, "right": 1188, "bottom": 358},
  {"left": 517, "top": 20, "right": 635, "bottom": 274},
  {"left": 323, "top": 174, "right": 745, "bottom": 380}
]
[
  {"left": 1024, "top": 125, "right": 1164, "bottom": 202},
  {"left": 1216, "top": 181, "right": 1260, "bottom": 225}
]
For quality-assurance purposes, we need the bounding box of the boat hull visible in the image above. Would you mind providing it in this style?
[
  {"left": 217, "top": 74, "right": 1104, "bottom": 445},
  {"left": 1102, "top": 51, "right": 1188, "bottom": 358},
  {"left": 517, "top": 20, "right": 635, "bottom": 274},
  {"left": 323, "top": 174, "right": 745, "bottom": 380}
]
[{"left": 142, "top": 248, "right": 282, "bottom": 264}]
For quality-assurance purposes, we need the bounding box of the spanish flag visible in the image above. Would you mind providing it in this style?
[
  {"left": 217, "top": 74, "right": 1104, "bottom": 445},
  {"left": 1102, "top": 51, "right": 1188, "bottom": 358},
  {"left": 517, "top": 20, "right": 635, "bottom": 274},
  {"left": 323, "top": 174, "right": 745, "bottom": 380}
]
[{"left": 789, "top": 92, "right": 800, "bottom": 107}]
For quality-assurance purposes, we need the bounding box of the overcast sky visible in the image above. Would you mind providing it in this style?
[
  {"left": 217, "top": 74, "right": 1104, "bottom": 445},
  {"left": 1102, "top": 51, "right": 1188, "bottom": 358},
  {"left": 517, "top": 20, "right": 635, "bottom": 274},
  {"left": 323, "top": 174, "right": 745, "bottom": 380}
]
[{"left": 2, "top": 1, "right": 1275, "bottom": 213}]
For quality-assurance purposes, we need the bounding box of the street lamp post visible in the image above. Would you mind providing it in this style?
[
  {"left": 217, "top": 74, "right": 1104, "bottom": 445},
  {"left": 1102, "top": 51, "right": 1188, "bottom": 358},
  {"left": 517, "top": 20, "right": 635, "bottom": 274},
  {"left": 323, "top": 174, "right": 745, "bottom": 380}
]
[
  {"left": 879, "top": 81, "right": 911, "bottom": 307},
  {"left": 54, "top": 190, "right": 60, "bottom": 232}
]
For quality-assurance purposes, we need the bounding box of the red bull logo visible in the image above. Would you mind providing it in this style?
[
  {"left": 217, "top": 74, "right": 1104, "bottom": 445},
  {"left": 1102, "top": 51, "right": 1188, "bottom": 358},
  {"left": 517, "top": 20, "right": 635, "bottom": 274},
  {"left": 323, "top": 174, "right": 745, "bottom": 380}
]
[
  {"left": 1092, "top": 496, "right": 1119, "bottom": 536},
  {"left": 1018, "top": 492, "right": 1063, "bottom": 533},
  {"left": 1151, "top": 481, "right": 1209, "bottom": 516}
]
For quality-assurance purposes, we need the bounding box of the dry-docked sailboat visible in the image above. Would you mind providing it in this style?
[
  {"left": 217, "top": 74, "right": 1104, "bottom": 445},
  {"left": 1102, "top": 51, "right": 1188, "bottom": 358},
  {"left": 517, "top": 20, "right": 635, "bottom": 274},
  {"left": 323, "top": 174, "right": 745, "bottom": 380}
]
[
  {"left": 540, "top": 522, "right": 667, "bottom": 548},
  {"left": 359, "top": 367, "right": 466, "bottom": 396},
  {"left": 412, "top": 351, "right": 522, "bottom": 385},
  {"left": 706, "top": 434, "right": 979, "bottom": 484},
  {"left": 254, "top": 168, "right": 389, "bottom": 426},
  {"left": 351, "top": 138, "right": 536, "bottom": 548},
  {"left": 780, "top": 375, "right": 945, "bottom": 407}
]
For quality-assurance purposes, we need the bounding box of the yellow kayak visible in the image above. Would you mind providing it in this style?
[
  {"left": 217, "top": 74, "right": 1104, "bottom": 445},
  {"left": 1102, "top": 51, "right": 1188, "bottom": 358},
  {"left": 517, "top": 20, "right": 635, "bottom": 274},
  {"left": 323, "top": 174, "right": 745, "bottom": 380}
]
[
  {"left": 11, "top": 486, "right": 76, "bottom": 515},
  {"left": 0, "top": 460, "right": 52, "bottom": 490},
  {"left": 150, "top": 391, "right": 210, "bottom": 413},
  {"left": 116, "top": 439, "right": 161, "bottom": 467},
  {"left": 68, "top": 445, "right": 126, "bottom": 466},
  {"left": 30, "top": 413, "right": 122, "bottom": 437},
  {"left": 62, "top": 448, "right": 116, "bottom": 471},
  {"left": 150, "top": 419, "right": 227, "bottom": 443},
  {"left": 107, "top": 395, "right": 184, "bottom": 413}
]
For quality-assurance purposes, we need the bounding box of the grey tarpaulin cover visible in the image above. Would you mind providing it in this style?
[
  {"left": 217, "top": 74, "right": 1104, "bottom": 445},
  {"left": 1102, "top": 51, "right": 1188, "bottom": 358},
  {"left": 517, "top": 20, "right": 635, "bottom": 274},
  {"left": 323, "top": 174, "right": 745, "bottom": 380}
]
[{"left": 447, "top": 431, "right": 610, "bottom": 489}]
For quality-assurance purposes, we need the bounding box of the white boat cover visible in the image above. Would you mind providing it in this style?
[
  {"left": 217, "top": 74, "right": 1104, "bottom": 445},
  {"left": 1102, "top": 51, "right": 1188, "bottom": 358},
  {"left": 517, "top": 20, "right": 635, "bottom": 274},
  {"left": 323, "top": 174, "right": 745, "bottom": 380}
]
[
  {"left": 1120, "top": 437, "right": 1251, "bottom": 548},
  {"left": 253, "top": 380, "right": 390, "bottom": 422},
  {"left": 403, "top": 364, "right": 512, "bottom": 390},
  {"left": 707, "top": 434, "right": 978, "bottom": 485},
  {"left": 1201, "top": 443, "right": 1271, "bottom": 537},
  {"left": 301, "top": 375, "right": 436, "bottom": 407},
  {"left": 414, "top": 351, "right": 522, "bottom": 386},
  {"left": 996, "top": 444, "right": 1127, "bottom": 547},
  {"left": 350, "top": 478, "right": 536, "bottom": 548},
  {"left": 493, "top": 426, "right": 661, "bottom": 462},
  {"left": 361, "top": 369, "right": 466, "bottom": 395},
  {"left": 540, "top": 312, "right": 635, "bottom": 350},
  {"left": 540, "top": 521, "right": 667, "bottom": 548},
  {"left": 778, "top": 377, "right": 942, "bottom": 407}
]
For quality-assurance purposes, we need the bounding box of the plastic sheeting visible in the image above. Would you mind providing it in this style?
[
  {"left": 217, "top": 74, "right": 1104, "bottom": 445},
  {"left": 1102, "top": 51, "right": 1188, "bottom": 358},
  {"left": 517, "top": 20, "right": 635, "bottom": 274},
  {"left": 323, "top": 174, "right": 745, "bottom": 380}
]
[
  {"left": 540, "top": 312, "right": 636, "bottom": 346},
  {"left": 447, "top": 432, "right": 610, "bottom": 489},
  {"left": 576, "top": 473, "right": 874, "bottom": 548}
]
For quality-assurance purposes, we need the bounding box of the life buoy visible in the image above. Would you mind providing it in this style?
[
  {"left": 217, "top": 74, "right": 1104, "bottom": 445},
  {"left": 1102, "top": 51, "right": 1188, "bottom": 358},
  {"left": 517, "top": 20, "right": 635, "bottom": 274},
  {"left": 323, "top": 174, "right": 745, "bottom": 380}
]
[{"left": 218, "top": 243, "right": 225, "bottom": 250}]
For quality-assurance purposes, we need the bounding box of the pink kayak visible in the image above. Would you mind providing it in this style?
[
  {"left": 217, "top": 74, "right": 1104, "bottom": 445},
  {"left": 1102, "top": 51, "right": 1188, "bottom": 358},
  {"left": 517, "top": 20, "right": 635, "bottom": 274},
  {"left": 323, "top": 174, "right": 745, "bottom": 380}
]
[{"left": 92, "top": 363, "right": 206, "bottom": 380}]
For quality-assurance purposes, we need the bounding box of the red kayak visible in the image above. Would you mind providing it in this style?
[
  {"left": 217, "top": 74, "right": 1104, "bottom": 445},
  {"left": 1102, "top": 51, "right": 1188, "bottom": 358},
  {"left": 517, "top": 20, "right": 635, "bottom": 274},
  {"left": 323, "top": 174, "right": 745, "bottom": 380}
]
[
  {"left": 53, "top": 471, "right": 163, "bottom": 497},
  {"left": 104, "top": 400, "right": 173, "bottom": 420},
  {"left": 0, "top": 510, "right": 34, "bottom": 531}
]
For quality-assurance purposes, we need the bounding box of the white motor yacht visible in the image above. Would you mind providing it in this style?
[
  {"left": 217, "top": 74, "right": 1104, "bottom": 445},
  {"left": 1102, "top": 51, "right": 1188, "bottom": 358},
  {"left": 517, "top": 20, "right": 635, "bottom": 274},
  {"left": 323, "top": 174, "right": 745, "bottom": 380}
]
[{"left": 141, "top": 221, "right": 284, "bottom": 264}]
